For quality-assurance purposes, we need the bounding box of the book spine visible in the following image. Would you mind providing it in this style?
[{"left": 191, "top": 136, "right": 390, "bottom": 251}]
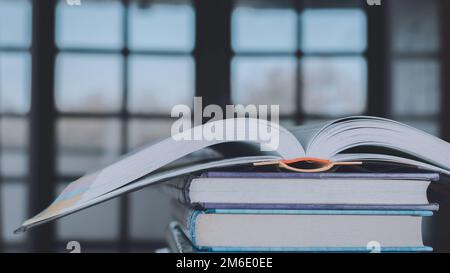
[
  {"left": 165, "top": 222, "right": 198, "bottom": 253},
  {"left": 202, "top": 171, "right": 440, "bottom": 181},
  {"left": 165, "top": 222, "right": 183, "bottom": 253},
  {"left": 170, "top": 201, "right": 206, "bottom": 245},
  {"left": 201, "top": 246, "right": 433, "bottom": 253},
  {"left": 160, "top": 174, "right": 195, "bottom": 205},
  {"left": 198, "top": 203, "right": 440, "bottom": 211}
]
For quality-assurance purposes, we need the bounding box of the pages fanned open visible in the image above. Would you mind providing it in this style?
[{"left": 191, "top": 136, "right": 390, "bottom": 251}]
[{"left": 16, "top": 116, "right": 450, "bottom": 233}]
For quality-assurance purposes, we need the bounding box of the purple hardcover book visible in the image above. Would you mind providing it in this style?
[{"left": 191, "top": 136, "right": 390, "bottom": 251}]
[{"left": 162, "top": 172, "right": 439, "bottom": 211}]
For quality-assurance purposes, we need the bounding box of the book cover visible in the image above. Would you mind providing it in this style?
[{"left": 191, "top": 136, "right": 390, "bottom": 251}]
[
  {"left": 162, "top": 171, "right": 439, "bottom": 210},
  {"left": 173, "top": 206, "right": 434, "bottom": 253}
]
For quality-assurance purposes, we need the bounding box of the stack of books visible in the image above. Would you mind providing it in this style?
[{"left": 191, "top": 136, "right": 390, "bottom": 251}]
[
  {"left": 16, "top": 116, "right": 450, "bottom": 252},
  {"left": 164, "top": 171, "right": 438, "bottom": 252}
]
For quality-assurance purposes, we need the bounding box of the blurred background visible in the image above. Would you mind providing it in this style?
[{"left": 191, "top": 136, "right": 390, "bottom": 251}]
[{"left": 1, "top": 0, "right": 450, "bottom": 252}]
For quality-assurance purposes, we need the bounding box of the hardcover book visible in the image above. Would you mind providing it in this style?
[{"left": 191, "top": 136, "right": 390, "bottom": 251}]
[
  {"left": 162, "top": 171, "right": 440, "bottom": 210},
  {"left": 172, "top": 205, "right": 433, "bottom": 252}
]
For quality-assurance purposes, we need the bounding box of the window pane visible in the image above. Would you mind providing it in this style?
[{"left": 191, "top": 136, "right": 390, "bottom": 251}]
[
  {"left": 128, "top": 119, "right": 173, "bottom": 150},
  {"left": 390, "top": 0, "right": 439, "bottom": 53},
  {"left": 0, "top": 53, "right": 30, "bottom": 113},
  {"left": 301, "top": 9, "right": 366, "bottom": 53},
  {"left": 129, "top": 3, "right": 195, "bottom": 51},
  {"left": 302, "top": 57, "right": 367, "bottom": 116},
  {"left": 56, "top": 0, "right": 122, "bottom": 48},
  {"left": 232, "top": 7, "right": 297, "bottom": 52},
  {"left": 128, "top": 56, "right": 194, "bottom": 114},
  {"left": 232, "top": 57, "right": 296, "bottom": 115},
  {"left": 57, "top": 119, "right": 121, "bottom": 175},
  {"left": 128, "top": 186, "right": 171, "bottom": 240},
  {"left": 392, "top": 59, "right": 440, "bottom": 116},
  {"left": 1, "top": 118, "right": 28, "bottom": 177},
  {"left": 0, "top": 0, "right": 31, "bottom": 47},
  {"left": 55, "top": 54, "right": 122, "bottom": 112},
  {"left": 1, "top": 183, "right": 27, "bottom": 243},
  {"left": 57, "top": 183, "right": 120, "bottom": 240}
]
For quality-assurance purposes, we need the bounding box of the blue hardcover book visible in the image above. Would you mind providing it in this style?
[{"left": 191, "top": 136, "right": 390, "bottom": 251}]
[
  {"left": 172, "top": 205, "right": 433, "bottom": 252},
  {"left": 166, "top": 222, "right": 199, "bottom": 253},
  {"left": 162, "top": 172, "right": 439, "bottom": 210}
]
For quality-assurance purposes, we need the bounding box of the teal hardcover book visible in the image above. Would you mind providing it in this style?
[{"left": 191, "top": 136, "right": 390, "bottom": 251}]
[{"left": 172, "top": 206, "right": 433, "bottom": 252}]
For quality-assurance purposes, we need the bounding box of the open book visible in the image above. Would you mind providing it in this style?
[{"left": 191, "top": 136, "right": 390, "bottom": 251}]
[{"left": 16, "top": 116, "right": 450, "bottom": 232}]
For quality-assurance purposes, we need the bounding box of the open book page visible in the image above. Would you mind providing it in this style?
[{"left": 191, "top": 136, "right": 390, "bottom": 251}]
[
  {"left": 18, "top": 155, "right": 282, "bottom": 232},
  {"left": 287, "top": 121, "right": 331, "bottom": 149},
  {"left": 307, "top": 116, "right": 450, "bottom": 173},
  {"left": 332, "top": 153, "right": 450, "bottom": 176},
  {"left": 83, "top": 118, "right": 303, "bottom": 200},
  {"left": 18, "top": 118, "right": 303, "bottom": 231}
]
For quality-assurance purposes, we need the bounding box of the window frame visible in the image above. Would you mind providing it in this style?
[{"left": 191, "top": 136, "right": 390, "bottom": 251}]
[
  {"left": 230, "top": 0, "right": 371, "bottom": 125},
  {"left": 387, "top": 0, "right": 442, "bottom": 135},
  {"left": 52, "top": 0, "right": 195, "bottom": 252},
  {"left": 3, "top": 0, "right": 447, "bottom": 252},
  {"left": 0, "top": 0, "right": 32, "bottom": 251}
]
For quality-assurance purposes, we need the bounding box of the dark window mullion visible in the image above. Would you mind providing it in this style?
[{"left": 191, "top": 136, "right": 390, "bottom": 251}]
[
  {"left": 0, "top": 114, "right": 2, "bottom": 251},
  {"left": 234, "top": 51, "right": 364, "bottom": 57},
  {"left": 365, "top": 3, "right": 389, "bottom": 117},
  {"left": 2, "top": 178, "right": 29, "bottom": 184},
  {"left": 0, "top": 46, "right": 31, "bottom": 52},
  {"left": 29, "top": 0, "right": 57, "bottom": 252},
  {"left": 119, "top": 0, "right": 130, "bottom": 253},
  {"left": 57, "top": 112, "right": 176, "bottom": 120},
  {"left": 194, "top": 0, "right": 232, "bottom": 108},
  {"left": 440, "top": 0, "right": 450, "bottom": 141},
  {"left": 392, "top": 52, "right": 440, "bottom": 60},
  {"left": 57, "top": 47, "right": 191, "bottom": 56},
  {"left": 295, "top": 1, "right": 304, "bottom": 125}
]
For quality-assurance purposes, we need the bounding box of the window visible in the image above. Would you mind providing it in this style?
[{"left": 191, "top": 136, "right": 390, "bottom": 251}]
[
  {"left": 389, "top": 0, "right": 441, "bottom": 136},
  {"left": 231, "top": 1, "right": 368, "bottom": 124},
  {"left": 54, "top": 0, "right": 195, "bottom": 251},
  {"left": 128, "top": 56, "right": 194, "bottom": 114},
  {"left": 0, "top": 0, "right": 31, "bottom": 251},
  {"left": 1, "top": 0, "right": 449, "bottom": 253}
]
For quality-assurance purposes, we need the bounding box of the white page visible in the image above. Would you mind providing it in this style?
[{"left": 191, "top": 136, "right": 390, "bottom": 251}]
[
  {"left": 17, "top": 155, "right": 282, "bottom": 232},
  {"left": 332, "top": 153, "right": 450, "bottom": 176},
  {"left": 83, "top": 118, "right": 303, "bottom": 200},
  {"left": 309, "top": 116, "right": 450, "bottom": 173},
  {"left": 19, "top": 118, "right": 304, "bottom": 231}
]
